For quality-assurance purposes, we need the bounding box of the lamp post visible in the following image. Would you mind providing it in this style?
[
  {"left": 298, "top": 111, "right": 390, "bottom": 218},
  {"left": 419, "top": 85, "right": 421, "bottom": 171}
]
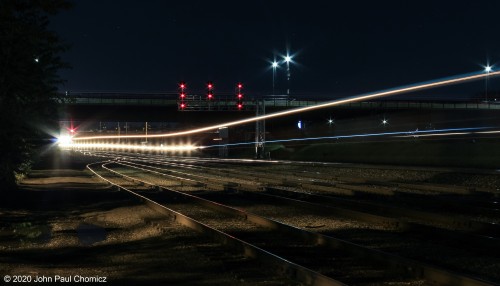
[
  {"left": 485, "top": 65, "right": 492, "bottom": 102},
  {"left": 272, "top": 61, "right": 278, "bottom": 95},
  {"left": 284, "top": 54, "right": 292, "bottom": 96}
]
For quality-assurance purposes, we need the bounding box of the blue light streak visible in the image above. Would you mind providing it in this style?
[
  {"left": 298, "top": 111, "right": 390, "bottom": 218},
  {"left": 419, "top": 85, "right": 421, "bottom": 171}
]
[{"left": 202, "top": 127, "right": 492, "bottom": 149}]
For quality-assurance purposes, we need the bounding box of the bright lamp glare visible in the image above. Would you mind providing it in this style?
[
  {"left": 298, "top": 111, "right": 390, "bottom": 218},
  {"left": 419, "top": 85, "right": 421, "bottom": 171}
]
[
  {"left": 57, "top": 135, "right": 73, "bottom": 146},
  {"left": 284, "top": 56, "right": 291, "bottom": 62},
  {"left": 272, "top": 61, "right": 278, "bottom": 68},
  {"left": 485, "top": 66, "right": 492, "bottom": 72}
]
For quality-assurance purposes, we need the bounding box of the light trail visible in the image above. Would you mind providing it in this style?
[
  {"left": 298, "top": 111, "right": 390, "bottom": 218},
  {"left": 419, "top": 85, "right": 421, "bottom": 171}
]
[
  {"left": 475, "top": 130, "right": 500, "bottom": 134},
  {"left": 393, "top": 132, "right": 472, "bottom": 138},
  {"left": 200, "top": 127, "right": 492, "bottom": 148},
  {"left": 72, "top": 70, "right": 500, "bottom": 141},
  {"left": 59, "top": 142, "right": 198, "bottom": 151},
  {"left": 61, "top": 127, "right": 499, "bottom": 151}
]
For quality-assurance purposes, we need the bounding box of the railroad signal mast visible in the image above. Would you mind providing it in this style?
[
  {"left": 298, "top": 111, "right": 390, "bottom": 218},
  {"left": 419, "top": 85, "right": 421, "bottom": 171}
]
[
  {"left": 207, "top": 82, "right": 214, "bottom": 100},
  {"left": 179, "top": 81, "right": 187, "bottom": 110},
  {"left": 236, "top": 83, "right": 243, "bottom": 110}
]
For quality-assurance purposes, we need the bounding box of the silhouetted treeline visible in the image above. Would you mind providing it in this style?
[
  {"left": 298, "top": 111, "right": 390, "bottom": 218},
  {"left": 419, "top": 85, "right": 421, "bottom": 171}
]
[{"left": 0, "top": 0, "right": 71, "bottom": 192}]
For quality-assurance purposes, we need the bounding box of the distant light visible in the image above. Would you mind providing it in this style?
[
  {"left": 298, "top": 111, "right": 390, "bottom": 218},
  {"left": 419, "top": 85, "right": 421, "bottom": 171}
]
[
  {"left": 180, "top": 102, "right": 186, "bottom": 109},
  {"left": 237, "top": 93, "right": 243, "bottom": 98},
  {"left": 382, "top": 119, "right": 388, "bottom": 125},
  {"left": 284, "top": 56, "right": 292, "bottom": 63},
  {"left": 297, "top": 120, "right": 302, "bottom": 129},
  {"left": 34, "top": 58, "right": 39, "bottom": 63},
  {"left": 180, "top": 93, "right": 186, "bottom": 98},
  {"left": 238, "top": 83, "right": 243, "bottom": 89},
  {"left": 485, "top": 65, "right": 493, "bottom": 72},
  {"left": 237, "top": 103, "right": 243, "bottom": 110},
  {"left": 180, "top": 83, "right": 185, "bottom": 89},
  {"left": 327, "top": 118, "right": 334, "bottom": 125},
  {"left": 272, "top": 61, "right": 278, "bottom": 68}
]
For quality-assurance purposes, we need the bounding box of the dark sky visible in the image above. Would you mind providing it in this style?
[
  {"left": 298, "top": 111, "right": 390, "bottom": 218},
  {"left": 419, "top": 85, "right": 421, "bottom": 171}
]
[{"left": 50, "top": 0, "right": 500, "bottom": 99}]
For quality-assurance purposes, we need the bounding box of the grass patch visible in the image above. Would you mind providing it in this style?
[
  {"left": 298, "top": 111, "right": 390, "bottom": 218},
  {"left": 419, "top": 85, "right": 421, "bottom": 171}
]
[{"left": 270, "top": 139, "right": 500, "bottom": 169}]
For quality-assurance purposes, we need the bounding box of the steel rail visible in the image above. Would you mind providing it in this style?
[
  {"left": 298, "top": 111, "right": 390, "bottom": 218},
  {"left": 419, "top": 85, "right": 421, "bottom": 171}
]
[
  {"left": 108, "top": 155, "right": 500, "bottom": 236},
  {"left": 104, "top": 161, "right": 495, "bottom": 286},
  {"left": 109, "top": 158, "right": 500, "bottom": 256},
  {"left": 86, "top": 161, "right": 346, "bottom": 286}
]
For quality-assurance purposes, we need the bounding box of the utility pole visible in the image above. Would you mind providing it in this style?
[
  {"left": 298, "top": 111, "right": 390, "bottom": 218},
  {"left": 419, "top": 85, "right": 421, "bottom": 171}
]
[{"left": 255, "top": 99, "right": 266, "bottom": 159}]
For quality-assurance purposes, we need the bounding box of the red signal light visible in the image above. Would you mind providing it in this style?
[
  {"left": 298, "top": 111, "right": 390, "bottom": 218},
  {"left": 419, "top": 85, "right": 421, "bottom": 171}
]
[
  {"left": 238, "top": 83, "right": 242, "bottom": 89},
  {"left": 180, "top": 102, "right": 186, "bottom": 109},
  {"left": 207, "top": 93, "right": 213, "bottom": 99},
  {"left": 207, "top": 82, "right": 213, "bottom": 89},
  {"left": 237, "top": 93, "right": 243, "bottom": 99},
  {"left": 180, "top": 93, "right": 186, "bottom": 98},
  {"left": 237, "top": 103, "right": 243, "bottom": 110}
]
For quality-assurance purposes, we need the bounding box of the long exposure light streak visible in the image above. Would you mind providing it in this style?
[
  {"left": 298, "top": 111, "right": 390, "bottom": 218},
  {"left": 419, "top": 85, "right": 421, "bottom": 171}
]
[
  {"left": 59, "top": 142, "right": 198, "bottom": 151},
  {"left": 200, "top": 127, "right": 493, "bottom": 148},
  {"left": 72, "top": 70, "right": 500, "bottom": 141}
]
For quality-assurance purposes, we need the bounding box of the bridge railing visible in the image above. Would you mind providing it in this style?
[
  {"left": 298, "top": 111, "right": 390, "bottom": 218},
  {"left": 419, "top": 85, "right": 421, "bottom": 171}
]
[{"left": 60, "top": 92, "right": 500, "bottom": 110}]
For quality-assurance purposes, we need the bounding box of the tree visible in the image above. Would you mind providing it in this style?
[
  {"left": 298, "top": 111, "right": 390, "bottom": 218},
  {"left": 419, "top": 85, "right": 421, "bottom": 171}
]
[{"left": 0, "top": 0, "right": 71, "bottom": 192}]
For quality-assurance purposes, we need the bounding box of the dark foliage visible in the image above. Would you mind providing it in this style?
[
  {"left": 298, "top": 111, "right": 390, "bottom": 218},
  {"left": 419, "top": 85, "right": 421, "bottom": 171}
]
[{"left": 0, "top": 0, "right": 71, "bottom": 192}]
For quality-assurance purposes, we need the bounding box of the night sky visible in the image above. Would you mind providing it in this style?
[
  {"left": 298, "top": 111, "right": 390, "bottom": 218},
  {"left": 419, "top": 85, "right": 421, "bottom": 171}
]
[{"left": 50, "top": 1, "right": 500, "bottom": 99}]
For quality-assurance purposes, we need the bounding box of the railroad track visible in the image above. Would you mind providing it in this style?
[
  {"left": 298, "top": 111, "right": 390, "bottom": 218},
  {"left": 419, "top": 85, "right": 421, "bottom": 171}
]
[
  {"left": 89, "top": 151, "right": 500, "bottom": 235},
  {"left": 103, "top": 160, "right": 500, "bottom": 281},
  {"left": 85, "top": 157, "right": 497, "bottom": 286}
]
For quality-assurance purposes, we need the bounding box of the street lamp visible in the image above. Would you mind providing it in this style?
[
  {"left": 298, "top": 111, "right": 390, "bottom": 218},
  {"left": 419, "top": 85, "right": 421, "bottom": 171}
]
[
  {"left": 272, "top": 60, "right": 278, "bottom": 95},
  {"left": 485, "top": 65, "right": 492, "bottom": 102},
  {"left": 284, "top": 54, "right": 292, "bottom": 96}
]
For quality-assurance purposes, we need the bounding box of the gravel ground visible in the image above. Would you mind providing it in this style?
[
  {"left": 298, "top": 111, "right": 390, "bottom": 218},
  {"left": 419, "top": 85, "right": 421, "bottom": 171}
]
[
  {"left": 196, "top": 192, "right": 500, "bottom": 283},
  {"left": 0, "top": 151, "right": 295, "bottom": 286}
]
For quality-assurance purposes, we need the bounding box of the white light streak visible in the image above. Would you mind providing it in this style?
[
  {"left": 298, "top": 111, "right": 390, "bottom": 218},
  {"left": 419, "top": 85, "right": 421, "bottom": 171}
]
[
  {"left": 72, "top": 70, "right": 500, "bottom": 142},
  {"left": 59, "top": 142, "right": 199, "bottom": 151},
  {"left": 475, "top": 130, "right": 500, "bottom": 134}
]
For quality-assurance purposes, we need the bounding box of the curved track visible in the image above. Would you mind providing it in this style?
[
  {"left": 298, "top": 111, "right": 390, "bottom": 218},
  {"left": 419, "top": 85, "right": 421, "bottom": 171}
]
[{"left": 82, "top": 151, "right": 499, "bottom": 286}]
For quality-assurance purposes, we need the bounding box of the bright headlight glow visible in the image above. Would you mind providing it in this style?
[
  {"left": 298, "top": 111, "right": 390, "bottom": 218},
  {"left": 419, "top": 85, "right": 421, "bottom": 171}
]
[{"left": 57, "top": 135, "right": 73, "bottom": 146}]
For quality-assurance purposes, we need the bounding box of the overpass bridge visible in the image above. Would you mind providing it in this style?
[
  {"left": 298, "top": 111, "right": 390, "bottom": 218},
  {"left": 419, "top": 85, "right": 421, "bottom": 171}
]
[{"left": 61, "top": 92, "right": 500, "bottom": 111}]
